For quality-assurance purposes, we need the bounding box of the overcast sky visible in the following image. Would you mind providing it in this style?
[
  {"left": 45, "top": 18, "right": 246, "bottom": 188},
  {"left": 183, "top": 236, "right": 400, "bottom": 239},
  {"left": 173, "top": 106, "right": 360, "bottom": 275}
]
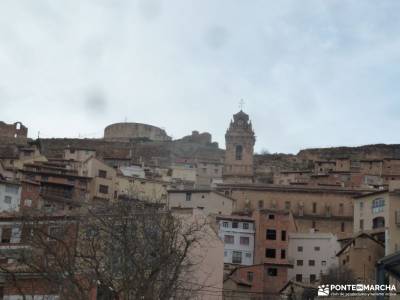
[{"left": 1, "top": 1, "right": 400, "bottom": 154}]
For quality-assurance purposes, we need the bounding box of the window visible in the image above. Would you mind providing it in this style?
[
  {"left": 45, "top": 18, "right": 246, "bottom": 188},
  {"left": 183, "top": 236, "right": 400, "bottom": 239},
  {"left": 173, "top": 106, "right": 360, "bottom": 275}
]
[
  {"left": 4, "top": 196, "right": 12, "bottom": 204},
  {"left": 372, "top": 216, "right": 385, "bottom": 229},
  {"left": 245, "top": 252, "right": 252, "bottom": 258},
  {"left": 224, "top": 251, "right": 227, "bottom": 257},
  {"left": 314, "top": 246, "right": 320, "bottom": 251},
  {"left": 360, "top": 219, "right": 364, "bottom": 230},
  {"left": 360, "top": 201, "right": 364, "bottom": 210},
  {"left": 232, "top": 251, "right": 242, "bottom": 264},
  {"left": 222, "top": 222, "right": 229, "bottom": 228},
  {"left": 1, "top": 228, "right": 11, "bottom": 243},
  {"left": 98, "top": 170, "right": 107, "bottom": 178},
  {"left": 268, "top": 214, "right": 275, "bottom": 220},
  {"left": 372, "top": 198, "right": 385, "bottom": 213},
  {"left": 224, "top": 235, "right": 234, "bottom": 244},
  {"left": 235, "top": 145, "right": 243, "bottom": 160},
  {"left": 266, "top": 229, "right": 276, "bottom": 240},
  {"left": 341, "top": 222, "right": 345, "bottom": 232},
  {"left": 281, "top": 230, "right": 286, "bottom": 241},
  {"left": 243, "top": 222, "right": 249, "bottom": 229},
  {"left": 339, "top": 203, "right": 344, "bottom": 214},
  {"left": 321, "top": 261, "right": 326, "bottom": 266},
  {"left": 232, "top": 222, "right": 238, "bottom": 229},
  {"left": 240, "top": 236, "right": 250, "bottom": 245},
  {"left": 247, "top": 272, "right": 254, "bottom": 282},
  {"left": 296, "top": 274, "right": 302, "bottom": 282},
  {"left": 258, "top": 200, "right": 264, "bottom": 209},
  {"left": 297, "top": 246, "right": 303, "bottom": 252},
  {"left": 5, "top": 185, "right": 18, "bottom": 194},
  {"left": 297, "top": 260, "right": 303, "bottom": 266},
  {"left": 309, "top": 260, "right": 315, "bottom": 266},
  {"left": 270, "top": 200, "right": 277, "bottom": 209},
  {"left": 312, "top": 202, "right": 317, "bottom": 213},
  {"left": 265, "top": 248, "right": 276, "bottom": 258},
  {"left": 25, "top": 199, "right": 32, "bottom": 207},
  {"left": 84, "top": 227, "right": 98, "bottom": 239},
  {"left": 285, "top": 201, "right": 291, "bottom": 210},
  {"left": 325, "top": 205, "right": 331, "bottom": 217},
  {"left": 312, "top": 221, "right": 316, "bottom": 229},
  {"left": 99, "top": 185, "right": 109, "bottom": 194},
  {"left": 267, "top": 268, "right": 277, "bottom": 277},
  {"left": 48, "top": 226, "right": 63, "bottom": 240},
  {"left": 310, "top": 274, "right": 316, "bottom": 283},
  {"left": 185, "top": 192, "right": 192, "bottom": 201},
  {"left": 281, "top": 249, "right": 286, "bottom": 259}
]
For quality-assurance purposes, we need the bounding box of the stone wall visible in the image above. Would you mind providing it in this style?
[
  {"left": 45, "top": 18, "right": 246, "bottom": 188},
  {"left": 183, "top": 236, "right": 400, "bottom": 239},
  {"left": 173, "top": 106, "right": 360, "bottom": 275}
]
[
  {"left": 178, "top": 131, "right": 213, "bottom": 145},
  {"left": 104, "top": 122, "right": 171, "bottom": 142},
  {"left": 37, "top": 138, "right": 224, "bottom": 169},
  {"left": 0, "top": 121, "right": 28, "bottom": 140}
]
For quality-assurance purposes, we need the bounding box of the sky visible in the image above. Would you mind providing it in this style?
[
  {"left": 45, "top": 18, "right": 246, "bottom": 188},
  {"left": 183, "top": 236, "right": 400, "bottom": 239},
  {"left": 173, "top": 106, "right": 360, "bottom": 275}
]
[{"left": 1, "top": 1, "right": 400, "bottom": 154}]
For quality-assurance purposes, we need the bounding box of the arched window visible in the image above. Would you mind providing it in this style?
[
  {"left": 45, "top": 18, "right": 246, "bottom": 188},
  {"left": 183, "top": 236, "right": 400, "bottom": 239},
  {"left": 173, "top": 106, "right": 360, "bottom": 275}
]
[
  {"left": 372, "top": 216, "right": 385, "bottom": 229},
  {"left": 235, "top": 145, "right": 243, "bottom": 160},
  {"left": 372, "top": 198, "right": 385, "bottom": 213}
]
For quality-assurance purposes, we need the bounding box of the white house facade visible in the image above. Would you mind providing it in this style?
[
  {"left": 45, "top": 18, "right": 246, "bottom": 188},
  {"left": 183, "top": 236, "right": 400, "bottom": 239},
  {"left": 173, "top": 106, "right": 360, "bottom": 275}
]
[
  {"left": 287, "top": 231, "right": 340, "bottom": 283},
  {"left": 0, "top": 180, "right": 21, "bottom": 212},
  {"left": 217, "top": 215, "right": 255, "bottom": 266}
]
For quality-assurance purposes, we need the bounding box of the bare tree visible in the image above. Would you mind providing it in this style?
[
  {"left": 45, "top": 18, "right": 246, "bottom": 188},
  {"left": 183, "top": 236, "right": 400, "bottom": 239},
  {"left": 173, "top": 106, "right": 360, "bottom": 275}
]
[{"left": 0, "top": 199, "right": 212, "bottom": 300}]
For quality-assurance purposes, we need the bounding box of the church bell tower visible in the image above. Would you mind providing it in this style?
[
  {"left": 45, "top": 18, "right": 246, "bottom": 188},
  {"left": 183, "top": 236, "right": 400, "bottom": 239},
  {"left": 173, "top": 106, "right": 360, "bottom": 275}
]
[{"left": 223, "top": 110, "right": 255, "bottom": 183}]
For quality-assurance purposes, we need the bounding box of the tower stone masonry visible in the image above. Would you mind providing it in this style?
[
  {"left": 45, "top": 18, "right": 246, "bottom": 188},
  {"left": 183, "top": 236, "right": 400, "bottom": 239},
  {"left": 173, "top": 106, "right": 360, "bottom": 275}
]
[{"left": 223, "top": 110, "right": 255, "bottom": 183}]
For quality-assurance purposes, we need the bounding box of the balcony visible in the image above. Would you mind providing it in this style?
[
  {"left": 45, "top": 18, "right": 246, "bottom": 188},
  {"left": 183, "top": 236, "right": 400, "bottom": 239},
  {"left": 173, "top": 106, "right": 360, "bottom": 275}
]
[{"left": 40, "top": 188, "right": 73, "bottom": 199}]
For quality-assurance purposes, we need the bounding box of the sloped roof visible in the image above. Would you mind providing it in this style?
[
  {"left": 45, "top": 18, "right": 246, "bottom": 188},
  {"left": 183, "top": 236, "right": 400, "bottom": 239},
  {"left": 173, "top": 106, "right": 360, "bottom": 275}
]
[
  {"left": 223, "top": 275, "right": 252, "bottom": 287},
  {"left": 336, "top": 232, "right": 384, "bottom": 257}
]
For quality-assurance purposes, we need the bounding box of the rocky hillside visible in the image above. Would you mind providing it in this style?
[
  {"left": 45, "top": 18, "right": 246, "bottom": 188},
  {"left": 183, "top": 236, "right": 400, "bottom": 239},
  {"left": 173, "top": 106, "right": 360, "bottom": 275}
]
[{"left": 297, "top": 144, "right": 400, "bottom": 161}]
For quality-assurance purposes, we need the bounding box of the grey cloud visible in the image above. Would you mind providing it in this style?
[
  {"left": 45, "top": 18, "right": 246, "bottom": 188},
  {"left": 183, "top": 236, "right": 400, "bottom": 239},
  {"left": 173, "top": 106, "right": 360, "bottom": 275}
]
[
  {"left": 84, "top": 89, "right": 108, "bottom": 116},
  {"left": 204, "top": 25, "right": 229, "bottom": 50},
  {"left": 138, "top": 0, "right": 162, "bottom": 20}
]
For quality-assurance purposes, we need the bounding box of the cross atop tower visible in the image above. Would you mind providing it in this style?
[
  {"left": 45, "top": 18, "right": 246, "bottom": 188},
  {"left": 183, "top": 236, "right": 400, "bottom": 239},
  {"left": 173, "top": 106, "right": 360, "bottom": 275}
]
[{"left": 239, "top": 99, "right": 245, "bottom": 110}]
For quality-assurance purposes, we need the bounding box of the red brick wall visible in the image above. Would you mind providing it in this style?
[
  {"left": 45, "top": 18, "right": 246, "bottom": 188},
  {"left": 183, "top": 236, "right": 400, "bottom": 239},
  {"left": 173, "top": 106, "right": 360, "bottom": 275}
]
[
  {"left": 253, "top": 210, "right": 295, "bottom": 265},
  {"left": 21, "top": 181, "right": 41, "bottom": 209}
]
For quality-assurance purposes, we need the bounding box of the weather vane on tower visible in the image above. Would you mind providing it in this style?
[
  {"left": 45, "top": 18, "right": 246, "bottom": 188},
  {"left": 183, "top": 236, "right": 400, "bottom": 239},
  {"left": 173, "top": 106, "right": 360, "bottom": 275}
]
[{"left": 239, "top": 99, "right": 245, "bottom": 111}]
